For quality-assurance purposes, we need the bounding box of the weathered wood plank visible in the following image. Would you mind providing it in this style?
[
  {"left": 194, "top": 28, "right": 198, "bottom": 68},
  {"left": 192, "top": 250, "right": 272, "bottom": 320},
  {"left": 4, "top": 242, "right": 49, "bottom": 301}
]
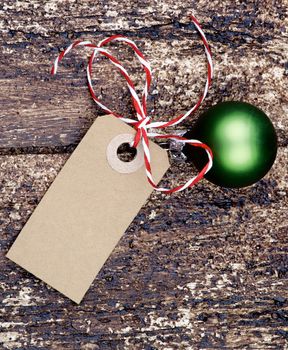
[
  {"left": 0, "top": 147, "right": 287, "bottom": 349},
  {"left": 0, "top": 1, "right": 287, "bottom": 151}
]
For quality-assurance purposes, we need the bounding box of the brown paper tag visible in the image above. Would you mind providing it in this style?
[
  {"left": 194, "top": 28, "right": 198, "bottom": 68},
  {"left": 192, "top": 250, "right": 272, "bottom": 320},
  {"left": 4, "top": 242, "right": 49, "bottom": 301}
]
[{"left": 7, "top": 115, "right": 169, "bottom": 303}]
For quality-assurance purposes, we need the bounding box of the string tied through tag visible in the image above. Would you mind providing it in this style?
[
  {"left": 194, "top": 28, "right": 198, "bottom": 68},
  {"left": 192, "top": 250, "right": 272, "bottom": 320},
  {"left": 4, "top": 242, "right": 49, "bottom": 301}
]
[
  {"left": 51, "top": 15, "right": 213, "bottom": 194},
  {"left": 132, "top": 116, "right": 151, "bottom": 148}
]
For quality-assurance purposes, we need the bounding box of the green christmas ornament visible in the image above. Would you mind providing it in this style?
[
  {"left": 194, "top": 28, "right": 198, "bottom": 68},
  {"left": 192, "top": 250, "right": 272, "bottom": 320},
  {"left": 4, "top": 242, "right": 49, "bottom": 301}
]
[{"left": 183, "top": 101, "right": 278, "bottom": 188}]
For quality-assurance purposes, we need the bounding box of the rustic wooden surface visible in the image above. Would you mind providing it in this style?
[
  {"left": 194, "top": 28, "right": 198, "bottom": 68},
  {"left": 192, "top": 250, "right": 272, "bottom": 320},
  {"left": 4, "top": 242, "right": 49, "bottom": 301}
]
[{"left": 0, "top": 1, "right": 288, "bottom": 349}]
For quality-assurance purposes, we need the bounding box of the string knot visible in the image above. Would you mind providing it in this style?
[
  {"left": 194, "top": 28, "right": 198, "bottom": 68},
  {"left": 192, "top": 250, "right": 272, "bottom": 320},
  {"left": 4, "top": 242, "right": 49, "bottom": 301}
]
[{"left": 131, "top": 116, "right": 150, "bottom": 148}]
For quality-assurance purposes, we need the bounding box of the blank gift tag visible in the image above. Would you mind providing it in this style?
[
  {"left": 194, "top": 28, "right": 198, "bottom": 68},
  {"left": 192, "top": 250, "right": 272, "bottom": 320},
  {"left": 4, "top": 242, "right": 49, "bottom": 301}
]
[{"left": 7, "top": 115, "right": 169, "bottom": 303}]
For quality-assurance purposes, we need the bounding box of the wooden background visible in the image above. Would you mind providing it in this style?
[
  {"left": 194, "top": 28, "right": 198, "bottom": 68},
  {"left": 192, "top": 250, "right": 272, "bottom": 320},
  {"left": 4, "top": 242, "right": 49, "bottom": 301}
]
[{"left": 0, "top": 1, "right": 288, "bottom": 349}]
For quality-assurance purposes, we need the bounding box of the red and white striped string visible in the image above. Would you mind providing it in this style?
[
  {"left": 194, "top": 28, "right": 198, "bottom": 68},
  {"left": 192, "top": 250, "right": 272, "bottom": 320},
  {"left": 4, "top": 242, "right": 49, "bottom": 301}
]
[{"left": 51, "top": 15, "right": 213, "bottom": 194}]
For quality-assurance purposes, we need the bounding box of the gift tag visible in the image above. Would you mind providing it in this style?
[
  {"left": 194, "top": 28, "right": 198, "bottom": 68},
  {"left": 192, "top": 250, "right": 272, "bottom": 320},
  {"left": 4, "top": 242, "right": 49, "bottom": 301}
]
[
  {"left": 7, "top": 115, "right": 169, "bottom": 303},
  {"left": 7, "top": 15, "right": 216, "bottom": 304}
]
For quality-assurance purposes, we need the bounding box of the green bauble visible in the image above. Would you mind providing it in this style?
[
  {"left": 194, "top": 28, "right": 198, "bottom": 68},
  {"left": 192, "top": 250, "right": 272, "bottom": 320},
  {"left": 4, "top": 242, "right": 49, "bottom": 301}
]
[{"left": 183, "top": 101, "right": 278, "bottom": 188}]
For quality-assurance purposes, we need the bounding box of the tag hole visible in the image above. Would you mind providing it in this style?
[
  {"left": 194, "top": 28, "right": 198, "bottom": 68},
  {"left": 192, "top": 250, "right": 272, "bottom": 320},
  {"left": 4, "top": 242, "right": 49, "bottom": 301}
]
[{"left": 117, "top": 143, "right": 137, "bottom": 162}]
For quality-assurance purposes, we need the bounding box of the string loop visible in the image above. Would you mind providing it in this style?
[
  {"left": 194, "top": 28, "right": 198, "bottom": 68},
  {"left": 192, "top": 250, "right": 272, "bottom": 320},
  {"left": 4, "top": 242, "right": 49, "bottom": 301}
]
[{"left": 51, "top": 15, "right": 213, "bottom": 193}]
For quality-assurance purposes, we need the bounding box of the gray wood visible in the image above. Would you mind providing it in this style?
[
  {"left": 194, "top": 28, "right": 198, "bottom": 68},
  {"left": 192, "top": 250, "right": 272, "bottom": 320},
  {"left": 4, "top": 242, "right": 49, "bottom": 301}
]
[{"left": 0, "top": 1, "right": 287, "bottom": 349}]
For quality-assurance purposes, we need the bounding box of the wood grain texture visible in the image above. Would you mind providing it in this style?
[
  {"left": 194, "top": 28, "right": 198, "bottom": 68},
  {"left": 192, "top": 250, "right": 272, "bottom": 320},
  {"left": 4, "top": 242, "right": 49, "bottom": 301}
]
[{"left": 0, "top": 0, "right": 288, "bottom": 349}]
